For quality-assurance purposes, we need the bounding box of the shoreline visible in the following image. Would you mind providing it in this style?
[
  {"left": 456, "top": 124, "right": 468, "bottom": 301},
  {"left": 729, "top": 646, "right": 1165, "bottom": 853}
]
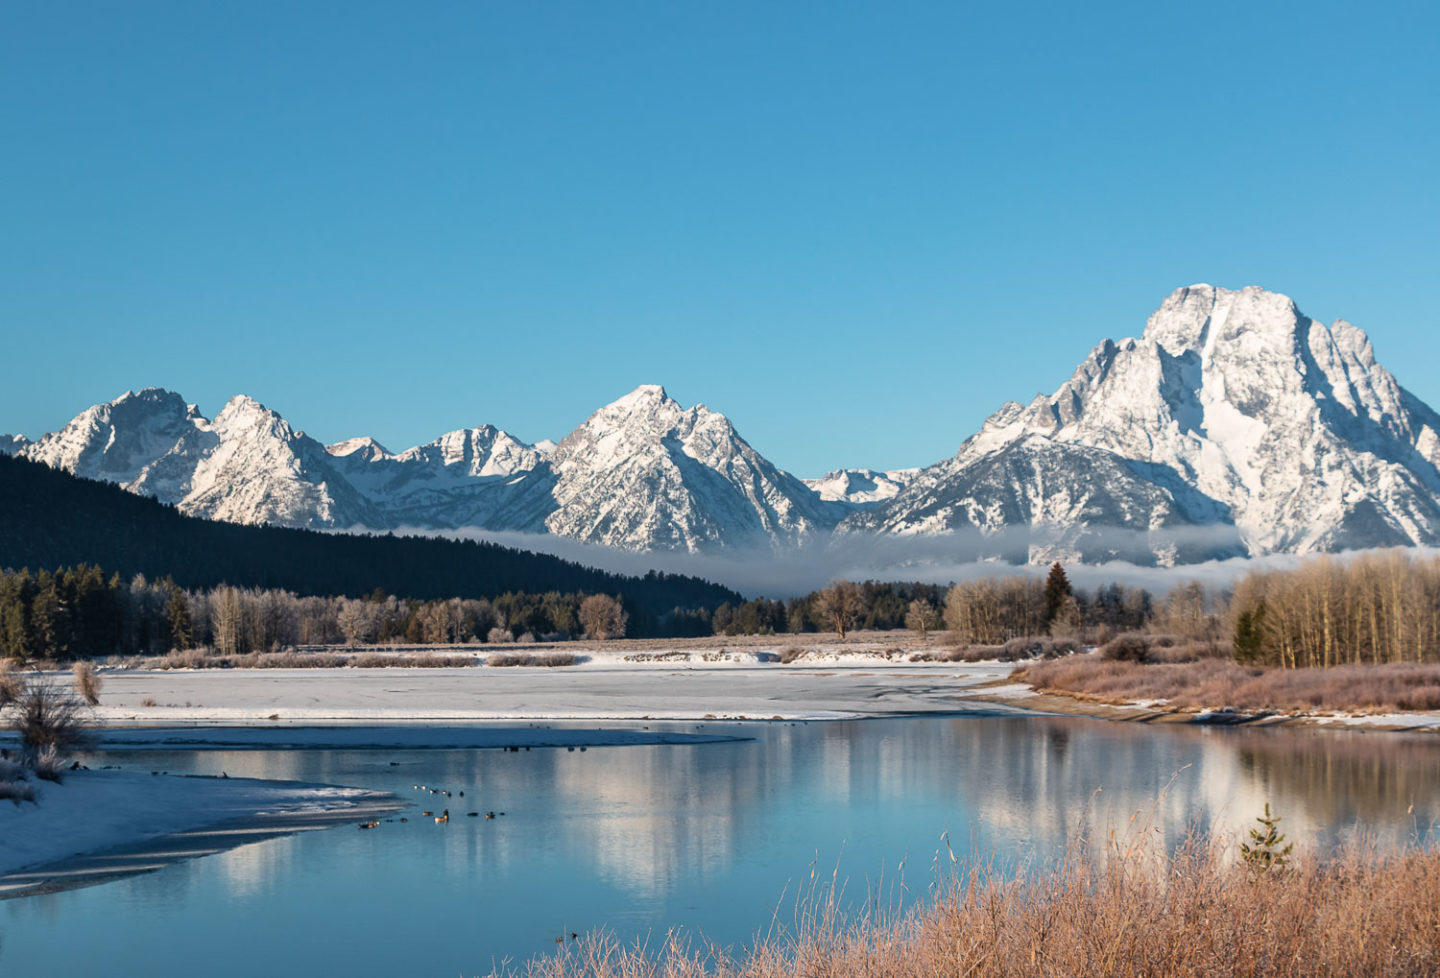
[
  {"left": 0, "top": 770, "right": 400, "bottom": 898},
  {"left": 965, "top": 679, "right": 1440, "bottom": 733}
]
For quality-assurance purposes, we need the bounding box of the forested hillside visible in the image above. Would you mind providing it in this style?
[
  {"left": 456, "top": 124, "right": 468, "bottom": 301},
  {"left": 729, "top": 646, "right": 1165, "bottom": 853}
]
[{"left": 0, "top": 454, "right": 738, "bottom": 626}]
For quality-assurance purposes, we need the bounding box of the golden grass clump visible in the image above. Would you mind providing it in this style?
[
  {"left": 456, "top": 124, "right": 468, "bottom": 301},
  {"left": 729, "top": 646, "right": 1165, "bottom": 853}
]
[{"left": 492, "top": 833, "right": 1440, "bottom": 978}]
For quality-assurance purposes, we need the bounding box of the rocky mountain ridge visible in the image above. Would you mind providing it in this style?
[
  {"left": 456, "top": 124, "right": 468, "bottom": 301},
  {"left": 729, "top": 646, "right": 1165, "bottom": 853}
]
[{"left": 9, "top": 285, "right": 1440, "bottom": 562}]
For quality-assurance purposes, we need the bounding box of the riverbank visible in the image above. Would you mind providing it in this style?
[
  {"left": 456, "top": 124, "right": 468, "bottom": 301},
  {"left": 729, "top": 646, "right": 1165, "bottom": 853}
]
[
  {"left": 0, "top": 769, "right": 398, "bottom": 896},
  {"left": 971, "top": 657, "right": 1440, "bottom": 732}
]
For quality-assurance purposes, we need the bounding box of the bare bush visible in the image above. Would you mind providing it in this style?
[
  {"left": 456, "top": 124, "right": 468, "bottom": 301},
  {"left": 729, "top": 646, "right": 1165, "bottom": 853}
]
[
  {"left": 908, "top": 648, "right": 969, "bottom": 662},
  {"left": 31, "top": 745, "right": 65, "bottom": 783},
  {"left": 1101, "top": 632, "right": 1152, "bottom": 663},
  {"left": 0, "top": 779, "right": 36, "bottom": 805},
  {"left": 487, "top": 627, "right": 513, "bottom": 644},
  {"left": 140, "top": 695, "right": 157, "bottom": 708},
  {"left": 486, "top": 652, "right": 578, "bottom": 668},
  {"left": 6, "top": 676, "right": 92, "bottom": 763},
  {"left": 159, "top": 648, "right": 211, "bottom": 670},
  {"left": 350, "top": 653, "right": 476, "bottom": 668},
  {"left": 72, "top": 660, "right": 103, "bottom": 705},
  {"left": 778, "top": 646, "right": 808, "bottom": 664}
]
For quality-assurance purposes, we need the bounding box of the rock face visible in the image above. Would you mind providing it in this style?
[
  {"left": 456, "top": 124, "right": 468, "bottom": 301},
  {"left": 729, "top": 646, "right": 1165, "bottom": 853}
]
[
  {"left": 843, "top": 284, "right": 1440, "bottom": 561},
  {"left": 10, "top": 285, "right": 1440, "bottom": 561}
]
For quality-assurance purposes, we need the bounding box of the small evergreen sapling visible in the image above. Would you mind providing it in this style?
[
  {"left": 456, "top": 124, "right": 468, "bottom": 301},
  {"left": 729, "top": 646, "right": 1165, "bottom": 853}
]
[{"left": 1240, "top": 803, "right": 1294, "bottom": 871}]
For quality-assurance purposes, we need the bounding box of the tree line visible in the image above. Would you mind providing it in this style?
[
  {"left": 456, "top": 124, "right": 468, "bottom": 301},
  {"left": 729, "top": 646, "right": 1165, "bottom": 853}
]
[
  {"left": 0, "top": 565, "right": 643, "bottom": 661},
  {"left": 1231, "top": 550, "right": 1440, "bottom": 667}
]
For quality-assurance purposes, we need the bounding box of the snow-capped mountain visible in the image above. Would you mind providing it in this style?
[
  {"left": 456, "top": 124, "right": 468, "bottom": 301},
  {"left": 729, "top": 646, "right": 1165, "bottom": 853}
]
[
  {"left": 18, "top": 388, "right": 381, "bottom": 528},
  {"left": 9, "top": 384, "right": 844, "bottom": 552},
  {"left": 804, "top": 468, "right": 917, "bottom": 508},
  {"left": 542, "top": 385, "right": 839, "bottom": 550},
  {"left": 10, "top": 284, "right": 1440, "bottom": 562},
  {"left": 844, "top": 284, "right": 1440, "bottom": 562},
  {"left": 331, "top": 424, "right": 557, "bottom": 532}
]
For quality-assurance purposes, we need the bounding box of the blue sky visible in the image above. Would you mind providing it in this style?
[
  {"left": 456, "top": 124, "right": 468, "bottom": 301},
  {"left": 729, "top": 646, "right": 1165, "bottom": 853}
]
[{"left": 2, "top": 1, "right": 1436, "bottom": 475}]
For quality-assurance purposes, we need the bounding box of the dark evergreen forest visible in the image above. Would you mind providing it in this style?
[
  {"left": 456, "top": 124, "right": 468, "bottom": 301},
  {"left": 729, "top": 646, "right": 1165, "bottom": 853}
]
[{"left": 0, "top": 453, "right": 739, "bottom": 631}]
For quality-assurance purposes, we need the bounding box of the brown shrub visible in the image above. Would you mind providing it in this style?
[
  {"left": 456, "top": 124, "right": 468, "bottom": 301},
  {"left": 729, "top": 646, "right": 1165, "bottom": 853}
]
[
  {"left": 1016, "top": 655, "right": 1440, "bottom": 714},
  {"left": 350, "top": 653, "right": 475, "bottom": 668},
  {"left": 908, "top": 648, "right": 969, "bottom": 662},
  {"left": 486, "top": 652, "right": 579, "bottom": 668},
  {"left": 1101, "top": 632, "right": 1151, "bottom": 663},
  {"left": 778, "top": 647, "right": 808, "bottom": 664},
  {"left": 72, "top": 661, "right": 103, "bottom": 705}
]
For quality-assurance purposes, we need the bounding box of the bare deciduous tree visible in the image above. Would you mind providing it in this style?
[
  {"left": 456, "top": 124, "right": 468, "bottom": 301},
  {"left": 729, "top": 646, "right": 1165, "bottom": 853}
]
[
  {"left": 905, "top": 598, "right": 937, "bottom": 641},
  {"left": 815, "top": 580, "right": 864, "bottom": 639},
  {"left": 579, "top": 595, "right": 627, "bottom": 641}
]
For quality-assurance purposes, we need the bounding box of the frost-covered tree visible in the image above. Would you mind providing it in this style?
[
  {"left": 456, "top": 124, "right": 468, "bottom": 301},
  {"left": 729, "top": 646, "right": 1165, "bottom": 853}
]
[{"left": 579, "top": 594, "right": 627, "bottom": 641}]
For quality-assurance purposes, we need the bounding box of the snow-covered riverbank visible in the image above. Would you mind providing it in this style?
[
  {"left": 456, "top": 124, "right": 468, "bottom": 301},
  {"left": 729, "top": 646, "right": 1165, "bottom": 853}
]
[{"left": 0, "top": 770, "right": 397, "bottom": 896}]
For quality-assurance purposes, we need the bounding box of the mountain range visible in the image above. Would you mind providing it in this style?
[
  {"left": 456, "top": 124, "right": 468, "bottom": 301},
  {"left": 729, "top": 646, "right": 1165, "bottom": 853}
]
[{"left": 8, "top": 284, "right": 1440, "bottom": 565}]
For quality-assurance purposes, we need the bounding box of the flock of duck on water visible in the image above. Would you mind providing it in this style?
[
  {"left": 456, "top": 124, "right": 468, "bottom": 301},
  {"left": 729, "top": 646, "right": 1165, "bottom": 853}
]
[{"left": 357, "top": 783, "right": 506, "bottom": 830}]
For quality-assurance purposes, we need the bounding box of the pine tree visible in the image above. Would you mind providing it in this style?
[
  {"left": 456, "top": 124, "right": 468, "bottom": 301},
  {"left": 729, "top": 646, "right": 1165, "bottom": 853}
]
[
  {"left": 1240, "top": 803, "right": 1294, "bottom": 871},
  {"left": 1043, "top": 562, "right": 1072, "bottom": 624},
  {"left": 165, "top": 584, "right": 193, "bottom": 651}
]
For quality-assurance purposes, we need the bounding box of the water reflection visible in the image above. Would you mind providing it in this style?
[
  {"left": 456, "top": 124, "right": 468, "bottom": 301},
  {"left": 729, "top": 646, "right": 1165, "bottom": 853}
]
[{"left": 0, "top": 717, "right": 1436, "bottom": 976}]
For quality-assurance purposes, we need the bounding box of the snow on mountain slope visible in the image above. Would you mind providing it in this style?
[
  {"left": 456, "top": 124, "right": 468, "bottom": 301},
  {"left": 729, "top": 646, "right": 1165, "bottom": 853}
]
[
  {"left": 330, "top": 424, "right": 557, "bottom": 531},
  {"left": 179, "top": 395, "right": 381, "bottom": 527},
  {"left": 804, "top": 468, "right": 917, "bottom": 507},
  {"left": 846, "top": 285, "right": 1440, "bottom": 560},
  {"left": 15, "top": 286, "right": 1440, "bottom": 561},
  {"left": 18, "top": 389, "right": 378, "bottom": 528},
  {"left": 543, "top": 385, "right": 843, "bottom": 551}
]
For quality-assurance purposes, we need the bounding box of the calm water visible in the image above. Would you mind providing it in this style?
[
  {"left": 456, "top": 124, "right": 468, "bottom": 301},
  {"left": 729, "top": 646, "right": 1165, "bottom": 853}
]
[{"left": 2, "top": 716, "right": 1438, "bottom": 976}]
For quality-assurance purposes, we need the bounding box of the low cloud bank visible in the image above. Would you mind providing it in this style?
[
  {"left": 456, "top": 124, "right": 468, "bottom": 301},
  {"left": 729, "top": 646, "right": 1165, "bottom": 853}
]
[{"left": 348, "top": 524, "right": 1431, "bottom": 599}]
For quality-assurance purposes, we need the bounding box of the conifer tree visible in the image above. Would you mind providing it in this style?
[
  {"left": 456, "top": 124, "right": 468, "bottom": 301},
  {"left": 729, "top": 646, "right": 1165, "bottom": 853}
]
[
  {"left": 1043, "top": 562, "right": 1073, "bottom": 624},
  {"left": 1240, "top": 803, "right": 1294, "bottom": 871}
]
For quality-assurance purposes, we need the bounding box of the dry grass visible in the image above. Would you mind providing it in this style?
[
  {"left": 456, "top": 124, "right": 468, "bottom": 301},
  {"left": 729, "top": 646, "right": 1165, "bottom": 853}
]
[
  {"left": 1017, "top": 654, "right": 1440, "bottom": 713},
  {"left": 494, "top": 834, "right": 1440, "bottom": 978},
  {"left": 72, "top": 660, "right": 103, "bottom": 705},
  {"left": 486, "top": 652, "right": 579, "bottom": 668},
  {"left": 145, "top": 649, "right": 478, "bottom": 669},
  {"left": 349, "top": 652, "right": 476, "bottom": 668}
]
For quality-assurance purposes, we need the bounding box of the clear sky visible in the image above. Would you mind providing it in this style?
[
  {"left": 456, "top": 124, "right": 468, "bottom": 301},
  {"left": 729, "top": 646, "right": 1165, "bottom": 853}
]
[{"left": 2, "top": 1, "right": 1436, "bottom": 476}]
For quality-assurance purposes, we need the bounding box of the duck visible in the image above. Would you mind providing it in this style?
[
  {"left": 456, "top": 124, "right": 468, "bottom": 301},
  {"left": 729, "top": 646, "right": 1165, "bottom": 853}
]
[{"left": 435, "top": 810, "right": 449, "bottom": 824}]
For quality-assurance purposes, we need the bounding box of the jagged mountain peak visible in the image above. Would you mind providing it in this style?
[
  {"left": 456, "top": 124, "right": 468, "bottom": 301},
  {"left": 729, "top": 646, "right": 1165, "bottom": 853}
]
[
  {"left": 851, "top": 284, "right": 1440, "bottom": 561},
  {"left": 1142, "top": 283, "right": 1305, "bottom": 355},
  {"left": 327, "top": 436, "right": 392, "bottom": 461}
]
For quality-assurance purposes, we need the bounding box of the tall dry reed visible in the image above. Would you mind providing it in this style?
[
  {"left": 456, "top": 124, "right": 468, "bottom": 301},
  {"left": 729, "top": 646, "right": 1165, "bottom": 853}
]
[{"left": 494, "top": 833, "right": 1440, "bottom": 978}]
